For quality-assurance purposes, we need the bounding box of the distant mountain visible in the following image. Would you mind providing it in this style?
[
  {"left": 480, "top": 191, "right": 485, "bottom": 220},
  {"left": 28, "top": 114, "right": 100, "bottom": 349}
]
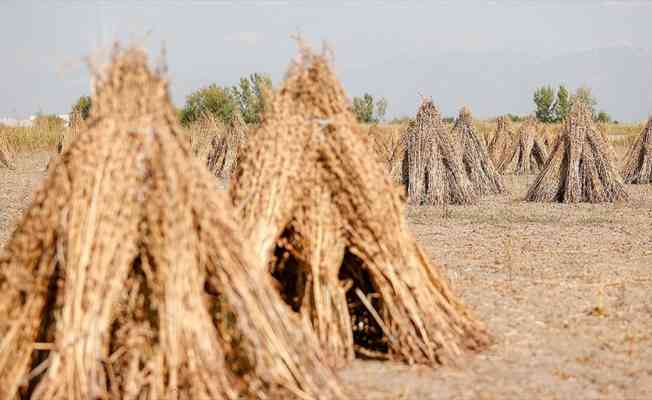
[{"left": 345, "top": 46, "right": 652, "bottom": 122}]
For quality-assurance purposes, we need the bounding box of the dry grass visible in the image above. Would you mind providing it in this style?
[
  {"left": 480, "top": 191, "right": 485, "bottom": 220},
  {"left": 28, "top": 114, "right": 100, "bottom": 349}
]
[{"left": 365, "top": 123, "right": 406, "bottom": 184}]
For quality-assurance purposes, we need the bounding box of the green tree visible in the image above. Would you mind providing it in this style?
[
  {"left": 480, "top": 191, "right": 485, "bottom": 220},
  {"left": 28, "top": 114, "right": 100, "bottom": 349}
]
[
  {"left": 231, "top": 73, "right": 272, "bottom": 125},
  {"left": 352, "top": 93, "right": 375, "bottom": 123},
  {"left": 554, "top": 85, "right": 570, "bottom": 122},
  {"left": 375, "top": 97, "right": 388, "bottom": 122},
  {"left": 352, "top": 93, "right": 389, "bottom": 123},
  {"left": 180, "top": 84, "right": 237, "bottom": 126},
  {"left": 506, "top": 113, "right": 524, "bottom": 122},
  {"left": 71, "top": 95, "right": 92, "bottom": 121},
  {"left": 595, "top": 111, "right": 611, "bottom": 123},
  {"left": 533, "top": 85, "right": 556, "bottom": 123},
  {"left": 571, "top": 86, "right": 598, "bottom": 115}
]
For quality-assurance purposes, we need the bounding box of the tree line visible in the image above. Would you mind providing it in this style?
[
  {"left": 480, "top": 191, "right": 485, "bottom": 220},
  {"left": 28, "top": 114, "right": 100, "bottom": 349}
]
[
  {"left": 68, "top": 77, "right": 613, "bottom": 127},
  {"left": 533, "top": 85, "right": 612, "bottom": 124},
  {"left": 69, "top": 74, "right": 388, "bottom": 126}
]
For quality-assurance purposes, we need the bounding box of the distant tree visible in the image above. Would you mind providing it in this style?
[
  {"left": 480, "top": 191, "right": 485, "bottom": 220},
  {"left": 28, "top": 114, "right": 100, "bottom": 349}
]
[
  {"left": 442, "top": 117, "right": 455, "bottom": 124},
  {"left": 571, "top": 86, "right": 598, "bottom": 115},
  {"left": 375, "top": 97, "right": 388, "bottom": 122},
  {"left": 595, "top": 111, "right": 611, "bottom": 123},
  {"left": 506, "top": 113, "right": 525, "bottom": 122},
  {"left": 352, "top": 93, "right": 375, "bottom": 123},
  {"left": 71, "top": 95, "right": 92, "bottom": 121},
  {"left": 231, "top": 73, "right": 272, "bottom": 125},
  {"left": 533, "top": 85, "right": 556, "bottom": 123},
  {"left": 352, "top": 93, "right": 389, "bottom": 123},
  {"left": 180, "top": 84, "right": 237, "bottom": 126},
  {"left": 554, "top": 85, "right": 570, "bottom": 122}
]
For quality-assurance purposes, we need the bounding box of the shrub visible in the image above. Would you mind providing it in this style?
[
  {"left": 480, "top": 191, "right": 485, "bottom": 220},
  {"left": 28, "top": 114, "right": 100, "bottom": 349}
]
[
  {"left": 231, "top": 73, "right": 272, "bottom": 125},
  {"left": 180, "top": 84, "right": 237, "bottom": 126},
  {"left": 71, "top": 95, "right": 92, "bottom": 120},
  {"left": 351, "top": 93, "right": 388, "bottom": 123}
]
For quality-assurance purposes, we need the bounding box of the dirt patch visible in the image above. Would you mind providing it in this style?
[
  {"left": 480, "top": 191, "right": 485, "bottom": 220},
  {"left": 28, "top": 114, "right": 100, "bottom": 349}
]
[
  {"left": 1, "top": 152, "right": 652, "bottom": 399},
  {"left": 0, "top": 151, "right": 49, "bottom": 244}
]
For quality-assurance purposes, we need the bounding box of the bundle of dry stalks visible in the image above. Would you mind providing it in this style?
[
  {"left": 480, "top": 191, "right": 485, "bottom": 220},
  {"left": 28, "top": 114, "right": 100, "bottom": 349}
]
[
  {"left": 621, "top": 116, "right": 652, "bottom": 183},
  {"left": 497, "top": 116, "right": 549, "bottom": 175},
  {"left": 368, "top": 124, "right": 406, "bottom": 184},
  {"left": 231, "top": 45, "right": 490, "bottom": 368},
  {"left": 488, "top": 116, "right": 514, "bottom": 165},
  {"left": 0, "top": 133, "right": 15, "bottom": 169},
  {"left": 526, "top": 102, "right": 628, "bottom": 203},
  {"left": 402, "top": 99, "right": 477, "bottom": 205},
  {"left": 206, "top": 112, "right": 248, "bottom": 179},
  {"left": 451, "top": 107, "right": 506, "bottom": 195},
  {"left": 0, "top": 45, "right": 347, "bottom": 400},
  {"left": 596, "top": 122, "right": 618, "bottom": 162},
  {"left": 541, "top": 125, "right": 559, "bottom": 149}
]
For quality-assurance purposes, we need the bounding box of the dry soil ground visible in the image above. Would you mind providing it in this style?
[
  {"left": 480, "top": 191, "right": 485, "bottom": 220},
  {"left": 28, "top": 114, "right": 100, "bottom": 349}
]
[{"left": 2, "top": 151, "right": 651, "bottom": 400}]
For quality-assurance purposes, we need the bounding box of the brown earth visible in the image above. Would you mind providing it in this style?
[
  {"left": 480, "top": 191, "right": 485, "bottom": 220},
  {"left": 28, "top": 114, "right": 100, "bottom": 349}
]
[{"left": 2, "top": 151, "right": 651, "bottom": 400}]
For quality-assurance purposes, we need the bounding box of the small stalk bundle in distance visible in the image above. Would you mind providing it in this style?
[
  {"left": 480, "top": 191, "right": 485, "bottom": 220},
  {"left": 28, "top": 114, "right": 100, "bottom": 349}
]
[
  {"left": 526, "top": 102, "right": 628, "bottom": 203},
  {"left": 0, "top": 45, "right": 347, "bottom": 400},
  {"left": 206, "top": 112, "right": 248, "bottom": 179},
  {"left": 451, "top": 106, "right": 507, "bottom": 196},
  {"left": 621, "top": 116, "right": 652, "bottom": 183},
  {"left": 497, "top": 116, "right": 549, "bottom": 175},
  {"left": 231, "top": 44, "right": 490, "bottom": 369},
  {"left": 596, "top": 122, "right": 619, "bottom": 163},
  {"left": 541, "top": 124, "right": 559, "bottom": 149},
  {"left": 368, "top": 123, "right": 406, "bottom": 184},
  {"left": 402, "top": 99, "right": 477, "bottom": 205},
  {"left": 488, "top": 116, "right": 514, "bottom": 165},
  {"left": 0, "top": 132, "right": 15, "bottom": 170}
]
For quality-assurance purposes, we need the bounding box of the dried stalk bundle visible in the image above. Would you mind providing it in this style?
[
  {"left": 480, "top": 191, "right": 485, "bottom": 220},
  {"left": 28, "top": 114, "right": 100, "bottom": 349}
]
[
  {"left": 596, "top": 122, "right": 618, "bottom": 163},
  {"left": 497, "top": 116, "right": 549, "bottom": 175},
  {"left": 488, "top": 116, "right": 513, "bottom": 165},
  {"left": 451, "top": 107, "right": 506, "bottom": 196},
  {"left": 402, "top": 99, "right": 477, "bottom": 205},
  {"left": 231, "top": 45, "right": 490, "bottom": 368},
  {"left": 0, "top": 133, "right": 15, "bottom": 169},
  {"left": 541, "top": 125, "right": 559, "bottom": 149},
  {"left": 526, "top": 102, "right": 628, "bottom": 203},
  {"left": 368, "top": 124, "right": 405, "bottom": 184},
  {"left": 206, "top": 113, "right": 248, "bottom": 179},
  {"left": 621, "top": 116, "right": 652, "bottom": 184},
  {"left": 0, "top": 46, "right": 346, "bottom": 400}
]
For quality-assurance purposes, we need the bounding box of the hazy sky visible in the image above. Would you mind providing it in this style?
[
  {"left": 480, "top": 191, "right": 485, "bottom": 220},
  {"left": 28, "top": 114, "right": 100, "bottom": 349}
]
[{"left": 1, "top": 0, "right": 651, "bottom": 121}]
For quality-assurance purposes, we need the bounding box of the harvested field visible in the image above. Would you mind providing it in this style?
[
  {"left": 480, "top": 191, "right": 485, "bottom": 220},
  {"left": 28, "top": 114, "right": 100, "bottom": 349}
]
[{"left": 3, "top": 150, "right": 651, "bottom": 399}]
